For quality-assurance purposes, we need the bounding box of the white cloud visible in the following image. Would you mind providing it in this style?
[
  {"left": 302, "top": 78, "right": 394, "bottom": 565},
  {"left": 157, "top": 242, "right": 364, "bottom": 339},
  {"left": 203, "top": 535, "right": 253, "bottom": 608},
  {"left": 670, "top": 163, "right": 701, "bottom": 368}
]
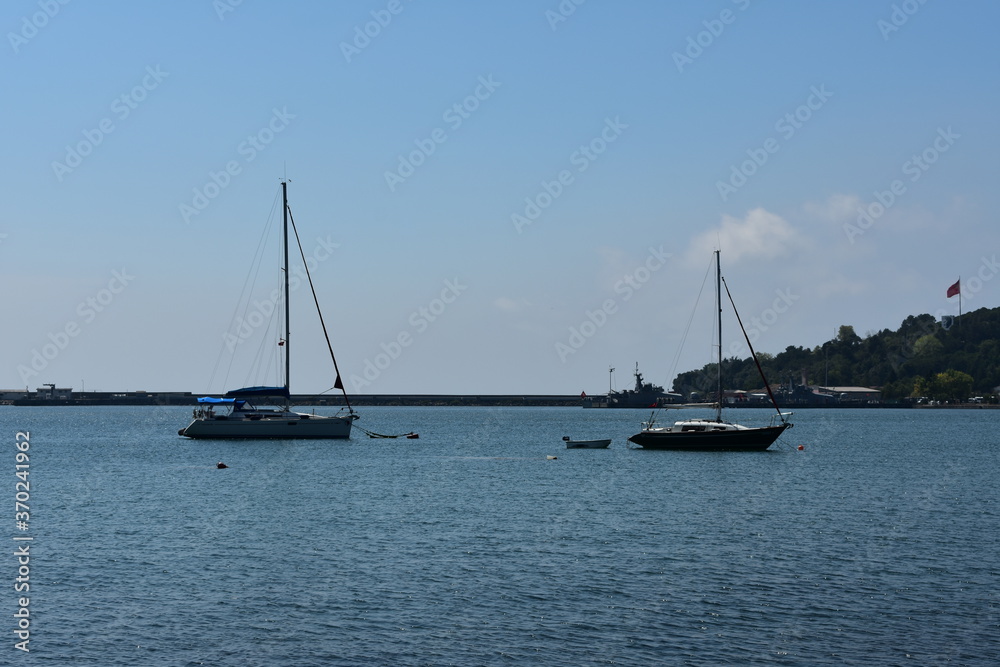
[{"left": 685, "top": 207, "right": 802, "bottom": 266}]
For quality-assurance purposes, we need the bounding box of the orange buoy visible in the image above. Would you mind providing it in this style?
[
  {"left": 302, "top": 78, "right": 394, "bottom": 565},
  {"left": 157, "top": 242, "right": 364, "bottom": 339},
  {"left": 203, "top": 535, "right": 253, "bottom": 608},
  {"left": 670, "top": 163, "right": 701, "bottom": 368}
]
[{"left": 797, "top": 445, "right": 804, "bottom": 451}]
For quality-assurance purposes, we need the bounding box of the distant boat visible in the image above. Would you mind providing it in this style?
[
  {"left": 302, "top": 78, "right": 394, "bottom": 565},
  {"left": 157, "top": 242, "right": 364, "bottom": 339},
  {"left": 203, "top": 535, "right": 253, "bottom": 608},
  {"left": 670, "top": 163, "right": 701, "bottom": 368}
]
[
  {"left": 179, "top": 181, "right": 358, "bottom": 440},
  {"left": 582, "top": 362, "right": 682, "bottom": 408},
  {"left": 628, "top": 251, "right": 792, "bottom": 451},
  {"left": 562, "top": 436, "right": 612, "bottom": 449}
]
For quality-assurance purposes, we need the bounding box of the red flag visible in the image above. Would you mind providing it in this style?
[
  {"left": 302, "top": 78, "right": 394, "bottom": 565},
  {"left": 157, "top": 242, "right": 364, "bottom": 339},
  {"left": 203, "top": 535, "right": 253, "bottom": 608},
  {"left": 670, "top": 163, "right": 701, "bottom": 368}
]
[
  {"left": 947, "top": 280, "right": 960, "bottom": 298},
  {"left": 334, "top": 375, "right": 343, "bottom": 390}
]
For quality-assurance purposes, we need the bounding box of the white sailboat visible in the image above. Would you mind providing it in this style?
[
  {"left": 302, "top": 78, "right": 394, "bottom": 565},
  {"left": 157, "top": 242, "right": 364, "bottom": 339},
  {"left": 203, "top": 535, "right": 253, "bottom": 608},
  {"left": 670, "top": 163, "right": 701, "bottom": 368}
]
[
  {"left": 628, "top": 250, "right": 792, "bottom": 451},
  {"left": 179, "top": 181, "right": 358, "bottom": 439}
]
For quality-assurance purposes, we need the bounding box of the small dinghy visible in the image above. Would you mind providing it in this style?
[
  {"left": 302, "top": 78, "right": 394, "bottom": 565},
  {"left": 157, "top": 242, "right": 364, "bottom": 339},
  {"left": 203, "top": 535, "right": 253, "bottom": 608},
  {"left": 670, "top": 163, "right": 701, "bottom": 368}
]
[{"left": 562, "top": 436, "right": 612, "bottom": 449}]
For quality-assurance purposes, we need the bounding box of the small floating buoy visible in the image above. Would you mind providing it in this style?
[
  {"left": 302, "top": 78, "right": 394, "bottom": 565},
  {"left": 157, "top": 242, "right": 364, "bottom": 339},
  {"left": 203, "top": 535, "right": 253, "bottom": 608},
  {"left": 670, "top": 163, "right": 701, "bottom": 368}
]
[
  {"left": 217, "top": 462, "right": 228, "bottom": 469},
  {"left": 797, "top": 445, "right": 804, "bottom": 451}
]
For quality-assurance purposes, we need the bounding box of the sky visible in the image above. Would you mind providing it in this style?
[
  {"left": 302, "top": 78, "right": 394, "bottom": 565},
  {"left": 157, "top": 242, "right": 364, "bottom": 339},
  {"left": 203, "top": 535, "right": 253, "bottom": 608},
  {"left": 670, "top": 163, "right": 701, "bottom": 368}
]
[{"left": 3, "top": 0, "right": 999, "bottom": 396}]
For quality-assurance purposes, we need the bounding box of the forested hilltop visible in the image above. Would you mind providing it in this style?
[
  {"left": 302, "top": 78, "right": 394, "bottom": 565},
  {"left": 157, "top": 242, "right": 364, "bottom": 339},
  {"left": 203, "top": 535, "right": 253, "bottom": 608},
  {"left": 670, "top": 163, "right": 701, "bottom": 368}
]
[{"left": 673, "top": 306, "right": 1000, "bottom": 402}]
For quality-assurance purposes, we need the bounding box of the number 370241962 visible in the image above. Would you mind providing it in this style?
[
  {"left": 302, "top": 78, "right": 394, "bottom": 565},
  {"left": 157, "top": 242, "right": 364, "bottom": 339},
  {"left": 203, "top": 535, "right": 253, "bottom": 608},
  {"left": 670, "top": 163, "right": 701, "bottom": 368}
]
[{"left": 15, "top": 432, "right": 30, "bottom": 529}]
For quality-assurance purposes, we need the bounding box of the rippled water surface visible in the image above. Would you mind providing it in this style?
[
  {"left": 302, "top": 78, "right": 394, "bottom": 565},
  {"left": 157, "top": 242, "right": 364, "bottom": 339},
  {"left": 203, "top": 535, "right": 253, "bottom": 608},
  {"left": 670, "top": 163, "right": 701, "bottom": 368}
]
[{"left": 8, "top": 406, "right": 1000, "bottom": 665}]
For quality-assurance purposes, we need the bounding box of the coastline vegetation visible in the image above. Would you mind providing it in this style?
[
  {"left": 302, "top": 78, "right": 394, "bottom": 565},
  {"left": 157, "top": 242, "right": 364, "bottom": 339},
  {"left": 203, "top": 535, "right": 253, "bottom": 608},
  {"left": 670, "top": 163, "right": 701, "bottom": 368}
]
[{"left": 673, "top": 306, "right": 999, "bottom": 402}]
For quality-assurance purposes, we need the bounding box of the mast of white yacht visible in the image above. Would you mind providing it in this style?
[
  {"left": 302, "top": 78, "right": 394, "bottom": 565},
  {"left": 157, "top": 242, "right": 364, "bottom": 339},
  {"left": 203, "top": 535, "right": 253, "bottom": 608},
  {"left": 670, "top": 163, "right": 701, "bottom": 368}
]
[
  {"left": 282, "top": 180, "right": 291, "bottom": 408},
  {"left": 715, "top": 250, "right": 723, "bottom": 423}
]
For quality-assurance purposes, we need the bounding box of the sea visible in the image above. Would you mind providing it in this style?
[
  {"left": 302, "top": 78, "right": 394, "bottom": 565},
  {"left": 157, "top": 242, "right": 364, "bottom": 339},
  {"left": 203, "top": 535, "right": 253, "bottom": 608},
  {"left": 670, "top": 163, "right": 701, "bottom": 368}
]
[{"left": 4, "top": 405, "right": 998, "bottom": 666}]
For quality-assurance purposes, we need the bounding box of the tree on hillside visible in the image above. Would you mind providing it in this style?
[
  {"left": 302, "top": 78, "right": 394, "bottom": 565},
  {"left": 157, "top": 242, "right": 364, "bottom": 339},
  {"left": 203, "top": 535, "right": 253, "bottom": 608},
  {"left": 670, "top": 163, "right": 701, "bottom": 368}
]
[
  {"left": 837, "top": 324, "right": 861, "bottom": 345},
  {"left": 930, "top": 369, "right": 974, "bottom": 402},
  {"left": 913, "top": 334, "right": 944, "bottom": 357}
]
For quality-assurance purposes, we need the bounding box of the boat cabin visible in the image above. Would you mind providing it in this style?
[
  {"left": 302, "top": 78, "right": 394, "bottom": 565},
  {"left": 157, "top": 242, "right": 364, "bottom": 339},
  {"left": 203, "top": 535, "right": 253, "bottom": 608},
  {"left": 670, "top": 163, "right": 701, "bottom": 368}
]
[{"left": 640, "top": 418, "right": 751, "bottom": 434}]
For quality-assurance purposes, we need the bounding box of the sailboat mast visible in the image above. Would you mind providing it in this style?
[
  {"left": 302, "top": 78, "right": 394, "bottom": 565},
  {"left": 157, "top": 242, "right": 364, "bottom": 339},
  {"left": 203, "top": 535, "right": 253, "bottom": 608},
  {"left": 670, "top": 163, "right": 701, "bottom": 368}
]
[
  {"left": 282, "top": 180, "right": 291, "bottom": 399},
  {"left": 715, "top": 250, "right": 723, "bottom": 422}
]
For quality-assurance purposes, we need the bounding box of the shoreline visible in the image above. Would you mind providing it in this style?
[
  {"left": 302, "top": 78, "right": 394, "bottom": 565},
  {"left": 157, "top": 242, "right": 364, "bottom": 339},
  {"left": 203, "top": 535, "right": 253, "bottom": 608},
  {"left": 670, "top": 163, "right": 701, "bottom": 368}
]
[{"left": 3, "top": 392, "right": 997, "bottom": 409}]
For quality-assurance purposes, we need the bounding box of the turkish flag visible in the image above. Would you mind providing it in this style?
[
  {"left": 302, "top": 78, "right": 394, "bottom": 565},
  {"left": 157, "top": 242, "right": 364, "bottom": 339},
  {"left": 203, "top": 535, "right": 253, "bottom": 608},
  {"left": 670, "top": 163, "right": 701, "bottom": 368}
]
[{"left": 947, "top": 280, "right": 960, "bottom": 298}]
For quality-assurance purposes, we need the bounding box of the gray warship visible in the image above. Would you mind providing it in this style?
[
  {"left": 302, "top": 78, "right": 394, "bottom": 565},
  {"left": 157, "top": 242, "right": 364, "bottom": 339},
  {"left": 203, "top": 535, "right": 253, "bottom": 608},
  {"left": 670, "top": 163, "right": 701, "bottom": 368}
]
[{"left": 582, "top": 363, "right": 681, "bottom": 408}]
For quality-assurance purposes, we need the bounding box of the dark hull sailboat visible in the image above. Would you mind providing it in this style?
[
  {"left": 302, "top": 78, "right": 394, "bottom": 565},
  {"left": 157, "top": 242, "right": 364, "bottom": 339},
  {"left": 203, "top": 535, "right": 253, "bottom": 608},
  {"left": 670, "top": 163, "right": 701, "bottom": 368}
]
[
  {"left": 628, "top": 250, "right": 792, "bottom": 451},
  {"left": 627, "top": 421, "right": 789, "bottom": 451}
]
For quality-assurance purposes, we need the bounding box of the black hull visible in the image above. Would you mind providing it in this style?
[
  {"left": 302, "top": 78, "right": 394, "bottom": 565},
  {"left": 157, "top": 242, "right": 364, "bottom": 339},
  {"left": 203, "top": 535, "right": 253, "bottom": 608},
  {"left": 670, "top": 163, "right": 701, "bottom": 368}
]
[{"left": 628, "top": 424, "right": 790, "bottom": 451}]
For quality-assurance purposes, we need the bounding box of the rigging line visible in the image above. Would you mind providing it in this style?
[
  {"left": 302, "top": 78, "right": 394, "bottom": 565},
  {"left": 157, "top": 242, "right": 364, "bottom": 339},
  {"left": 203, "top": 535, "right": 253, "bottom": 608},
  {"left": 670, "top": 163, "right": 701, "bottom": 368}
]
[
  {"left": 286, "top": 204, "right": 355, "bottom": 415},
  {"left": 222, "top": 192, "right": 281, "bottom": 389},
  {"left": 208, "top": 191, "right": 282, "bottom": 392},
  {"left": 646, "top": 256, "right": 714, "bottom": 428},
  {"left": 228, "top": 193, "right": 282, "bottom": 390},
  {"left": 721, "top": 276, "right": 785, "bottom": 422},
  {"left": 665, "top": 255, "right": 715, "bottom": 392},
  {"left": 243, "top": 292, "right": 281, "bottom": 390},
  {"left": 244, "top": 242, "right": 284, "bottom": 390}
]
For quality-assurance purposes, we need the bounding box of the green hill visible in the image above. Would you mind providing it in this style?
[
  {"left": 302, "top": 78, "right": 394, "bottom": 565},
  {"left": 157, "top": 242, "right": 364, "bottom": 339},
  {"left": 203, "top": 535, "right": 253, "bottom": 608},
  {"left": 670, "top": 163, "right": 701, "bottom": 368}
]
[{"left": 672, "top": 306, "right": 1000, "bottom": 402}]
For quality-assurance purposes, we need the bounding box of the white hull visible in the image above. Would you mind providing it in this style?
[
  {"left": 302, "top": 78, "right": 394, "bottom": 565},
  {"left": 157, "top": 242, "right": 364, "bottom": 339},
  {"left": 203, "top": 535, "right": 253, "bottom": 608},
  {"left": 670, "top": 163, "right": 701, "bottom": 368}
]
[{"left": 180, "top": 412, "right": 355, "bottom": 439}]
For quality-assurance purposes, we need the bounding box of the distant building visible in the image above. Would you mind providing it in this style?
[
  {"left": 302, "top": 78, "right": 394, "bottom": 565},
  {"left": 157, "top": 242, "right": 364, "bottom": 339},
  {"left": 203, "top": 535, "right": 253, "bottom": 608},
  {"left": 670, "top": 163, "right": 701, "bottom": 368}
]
[
  {"left": 722, "top": 390, "right": 749, "bottom": 404},
  {"left": 815, "top": 386, "right": 882, "bottom": 403},
  {"left": 36, "top": 384, "right": 73, "bottom": 400},
  {"left": 0, "top": 389, "right": 30, "bottom": 402}
]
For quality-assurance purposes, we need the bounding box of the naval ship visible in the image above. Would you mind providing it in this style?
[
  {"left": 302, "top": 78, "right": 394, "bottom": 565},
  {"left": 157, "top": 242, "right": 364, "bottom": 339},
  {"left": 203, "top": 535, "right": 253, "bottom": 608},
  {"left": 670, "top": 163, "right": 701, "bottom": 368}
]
[{"left": 581, "top": 363, "right": 681, "bottom": 408}]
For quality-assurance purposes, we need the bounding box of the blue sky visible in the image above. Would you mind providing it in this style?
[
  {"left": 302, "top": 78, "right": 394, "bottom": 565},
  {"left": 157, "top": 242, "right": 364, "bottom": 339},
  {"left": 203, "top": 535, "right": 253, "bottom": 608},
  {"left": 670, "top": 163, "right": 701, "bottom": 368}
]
[{"left": 3, "top": 0, "right": 998, "bottom": 395}]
